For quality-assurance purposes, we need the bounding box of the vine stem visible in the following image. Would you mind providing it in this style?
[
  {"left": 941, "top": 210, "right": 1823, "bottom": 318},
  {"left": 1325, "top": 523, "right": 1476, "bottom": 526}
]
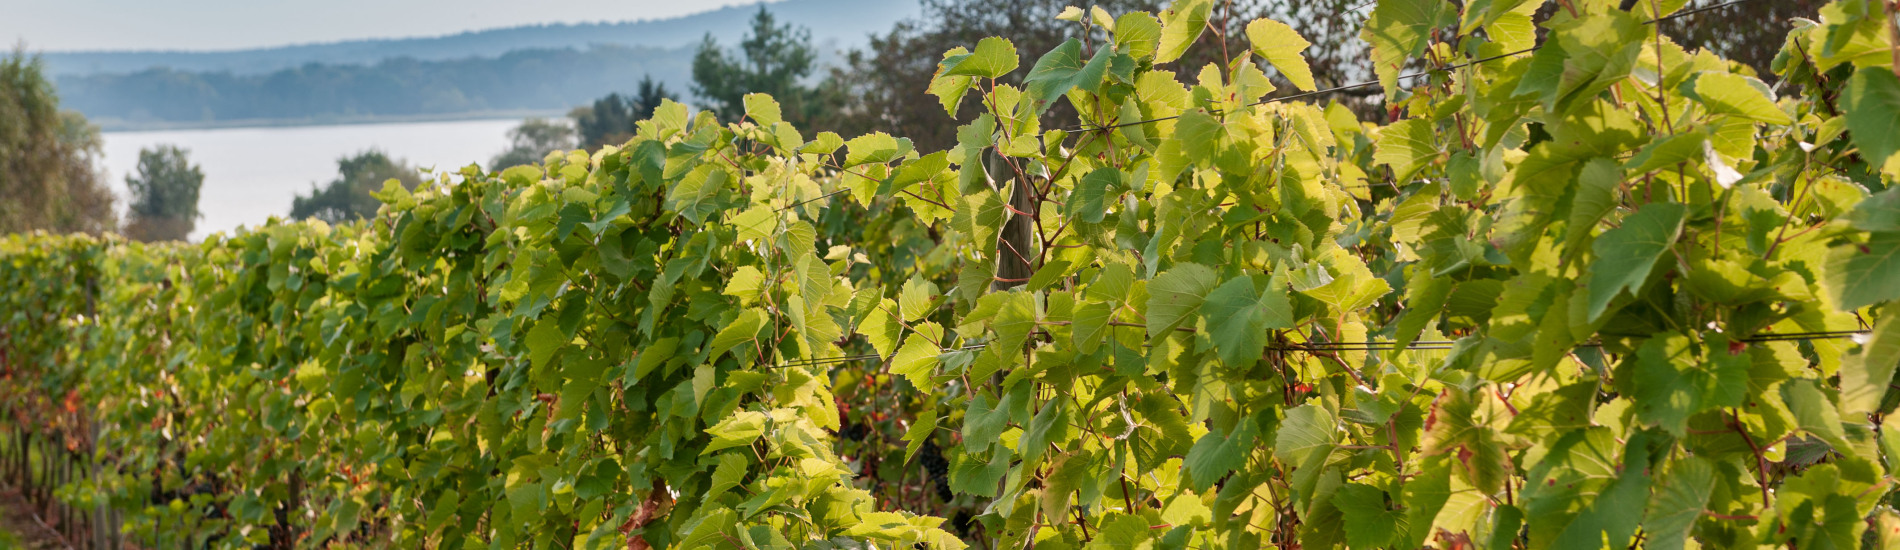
[
  {"left": 1727, "top": 410, "right": 1774, "bottom": 506},
  {"left": 1887, "top": 0, "right": 1900, "bottom": 77}
]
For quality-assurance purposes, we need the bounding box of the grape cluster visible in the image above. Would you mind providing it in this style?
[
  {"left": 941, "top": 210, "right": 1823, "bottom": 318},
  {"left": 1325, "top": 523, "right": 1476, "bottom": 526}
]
[
  {"left": 839, "top": 421, "right": 870, "bottom": 442},
  {"left": 950, "top": 510, "right": 975, "bottom": 538},
  {"left": 917, "top": 440, "right": 952, "bottom": 502}
]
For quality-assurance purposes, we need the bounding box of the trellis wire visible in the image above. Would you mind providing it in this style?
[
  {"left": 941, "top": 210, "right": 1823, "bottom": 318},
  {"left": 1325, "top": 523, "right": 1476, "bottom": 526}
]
[{"left": 763, "top": 329, "right": 1870, "bottom": 370}]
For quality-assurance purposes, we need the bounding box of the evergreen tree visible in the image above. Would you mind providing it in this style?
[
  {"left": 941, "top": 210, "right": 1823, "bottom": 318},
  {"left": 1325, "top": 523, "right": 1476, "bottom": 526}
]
[
  {"left": 691, "top": 7, "right": 825, "bottom": 124},
  {"left": 571, "top": 77, "right": 674, "bottom": 149}
]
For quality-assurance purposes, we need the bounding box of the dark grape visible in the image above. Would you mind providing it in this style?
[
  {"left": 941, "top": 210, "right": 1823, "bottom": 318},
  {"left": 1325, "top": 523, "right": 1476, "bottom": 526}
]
[
  {"left": 918, "top": 439, "right": 952, "bottom": 502},
  {"left": 950, "top": 510, "right": 974, "bottom": 537},
  {"left": 839, "top": 421, "right": 870, "bottom": 442}
]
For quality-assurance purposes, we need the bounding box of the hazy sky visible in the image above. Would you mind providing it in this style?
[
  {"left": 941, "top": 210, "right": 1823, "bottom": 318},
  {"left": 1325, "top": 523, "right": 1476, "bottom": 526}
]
[{"left": 2, "top": 0, "right": 772, "bottom": 52}]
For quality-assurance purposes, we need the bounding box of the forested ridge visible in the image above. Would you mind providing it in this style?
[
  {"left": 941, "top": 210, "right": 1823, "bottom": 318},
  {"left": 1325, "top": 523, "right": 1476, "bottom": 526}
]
[{"left": 6, "top": 0, "right": 1900, "bottom": 549}]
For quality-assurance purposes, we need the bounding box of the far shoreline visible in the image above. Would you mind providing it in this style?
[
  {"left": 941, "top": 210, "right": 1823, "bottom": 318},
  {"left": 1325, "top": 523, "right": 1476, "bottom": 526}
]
[{"left": 96, "top": 109, "right": 567, "bottom": 133}]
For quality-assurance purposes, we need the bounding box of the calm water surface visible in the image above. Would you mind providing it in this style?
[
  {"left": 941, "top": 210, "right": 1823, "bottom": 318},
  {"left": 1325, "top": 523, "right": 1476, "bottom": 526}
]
[{"left": 101, "top": 118, "right": 522, "bottom": 240}]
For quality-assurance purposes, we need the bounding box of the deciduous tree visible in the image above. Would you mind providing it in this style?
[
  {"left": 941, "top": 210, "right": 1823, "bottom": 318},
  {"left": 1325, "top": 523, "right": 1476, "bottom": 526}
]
[
  {"left": 123, "top": 144, "right": 204, "bottom": 241},
  {"left": 0, "top": 49, "right": 117, "bottom": 235},
  {"left": 289, "top": 150, "right": 421, "bottom": 223},
  {"left": 491, "top": 118, "right": 575, "bottom": 169}
]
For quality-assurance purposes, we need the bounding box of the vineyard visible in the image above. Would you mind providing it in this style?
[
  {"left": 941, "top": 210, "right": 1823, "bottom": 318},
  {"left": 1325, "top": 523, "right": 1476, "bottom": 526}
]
[{"left": 5, "top": 0, "right": 1900, "bottom": 548}]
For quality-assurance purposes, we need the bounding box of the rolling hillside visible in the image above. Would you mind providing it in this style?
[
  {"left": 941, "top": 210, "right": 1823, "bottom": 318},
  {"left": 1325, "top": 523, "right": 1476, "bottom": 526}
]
[
  {"left": 41, "top": 0, "right": 918, "bottom": 77},
  {"left": 44, "top": 0, "right": 918, "bottom": 129}
]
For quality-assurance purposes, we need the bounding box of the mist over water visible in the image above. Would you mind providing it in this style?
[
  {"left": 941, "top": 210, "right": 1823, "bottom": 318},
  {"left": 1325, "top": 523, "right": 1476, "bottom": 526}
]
[{"left": 100, "top": 118, "right": 521, "bottom": 240}]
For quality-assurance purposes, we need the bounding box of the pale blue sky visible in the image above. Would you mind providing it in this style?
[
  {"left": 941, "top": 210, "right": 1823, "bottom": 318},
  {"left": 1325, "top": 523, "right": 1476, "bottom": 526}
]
[{"left": 2, "top": 0, "right": 769, "bottom": 52}]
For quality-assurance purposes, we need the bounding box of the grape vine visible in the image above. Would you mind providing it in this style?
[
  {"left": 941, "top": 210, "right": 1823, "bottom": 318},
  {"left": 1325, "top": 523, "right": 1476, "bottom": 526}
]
[{"left": 6, "top": 0, "right": 1900, "bottom": 549}]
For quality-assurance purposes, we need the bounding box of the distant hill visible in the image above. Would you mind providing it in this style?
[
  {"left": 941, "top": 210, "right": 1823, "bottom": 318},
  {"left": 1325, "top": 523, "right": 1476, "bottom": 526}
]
[
  {"left": 58, "top": 45, "right": 694, "bottom": 131},
  {"left": 40, "top": 0, "right": 918, "bottom": 77}
]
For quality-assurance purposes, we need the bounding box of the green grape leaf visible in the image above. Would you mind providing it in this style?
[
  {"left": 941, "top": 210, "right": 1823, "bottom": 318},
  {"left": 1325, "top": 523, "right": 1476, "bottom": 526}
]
[
  {"left": 526, "top": 318, "right": 567, "bottom": 371},
  {"left": 1023, "top": 38, "right": 1111, "bottom": 110},
  {"left": 1683, "top": 72, "right": 1792, "bottom": 125},
  {"left": 665, "top": 166, "right": 727, "bottom": 226},
  {"left": 729, "top": 206, "right": 777, "bottom": 243},
  {"left": 1783, "top": 378, "right": 1851, "bottom": 452},
  {"left": 1843, "top": 68, "right": 1900, "bottom": 174},
  {"left": 1200, "top": 275, "right": 1293, "bottom": 367},
  {"left": 1246, "top": 18, "right": 1318, "bottom": 92},
  {"left": 903, "top": 414, "right": 939, "bottom": 465},
  {"left": 1332, "top": 484, "right": 1404, "bottom": 550},
  {"left": 1552, "top": 430, "right": 1658, "bottom": 550},
  {"left": 962, "top": 393, "right": 1010, "bottom": 454},
  {"left": 1630, "top": 332, "right": 1747, "bottom": 437},
  {"left": 1071, "top": 167, "right": 1120, "bottom": 224},
  {"left": 845, "top": 132, "right": 916, "bottom": 167},
  {"left": 949, "top": 448, "right": 1010, "bottom": 497},
  {"left": 1825, "top": 232, "right": 1900, "bottom": 311},
  {"left": 1115, "top": 12, "right": 1163, "bottom": 61},
  {"left": 891, "top": 335, "right": 942, "bottom": 389},
  {"left": 705, "top": 453, "right": 749, "bottom": 503},
  {"left": 942, "top": 37, "right": 1019, "bottom": 79},
  {"left": 802, "top": 131, "right": 845, "bottom": 154},
  {"left": 1185, "top": 420, "right": 1258, "bottom": 491},
  {"left": 1274, "top": 404, "right": 1337, "bottom": 465},
  {"left": 1624, "top": 133, "right": 1708, "bottom": 176},
  {"left": 1375, "top": 118, "right": 1437, "bottom": 184},
  {"left": 1154, "top": 0, "right": 1211, "bottom": 64},
  {"left": 743, "top": 93, "right": 783, "bottom": 126},
  {"left": 1361, "top": 0, "right": 1453, "bottom": 95},
  {"left": 1842, "top": 315, "right": 1900, "bottom": 421},
  {"left": 1072, "top": 300, "right": 1112, "bottom": 355},
  {"left": 1145, "top": 263, "right": 1219, "bottom": 340},
  {"left": 1852, "top": 187, "right": 1900, "bottom": 232},
  {"left": 707, "top": 308, "right": 766, "bottom": 363},
  {"left": 1564, "top": 158, "right": 1622, "bottom": 262},
  {"left": 1641, "top": 457, "right": 1715, "bottom": 550},
  {"left": 899, "top": 278, "right": 940, "bottom": 323},
  {"left": 1019, "top": 400, "right": 1070, "bottom": 465},
  {"left": 1586, "top": 202, "right": 1685, "bottom": 322},
  {"left": 929, "top": 47, "right": 976, "bottom": 116},
  {"left": 704, "top": 411, "right": 769, "bottom": 454}
]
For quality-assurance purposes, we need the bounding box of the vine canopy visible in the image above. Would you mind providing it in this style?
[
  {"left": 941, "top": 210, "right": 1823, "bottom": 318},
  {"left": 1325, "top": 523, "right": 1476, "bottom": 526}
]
[{"left": 7, "top": 0, "right": 1900, "bottom": 549}]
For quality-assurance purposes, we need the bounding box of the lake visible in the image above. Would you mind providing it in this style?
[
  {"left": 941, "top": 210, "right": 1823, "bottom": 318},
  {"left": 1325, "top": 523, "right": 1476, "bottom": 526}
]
[{"left": 101, "top": 118, "right": 527, "bottom": 240}]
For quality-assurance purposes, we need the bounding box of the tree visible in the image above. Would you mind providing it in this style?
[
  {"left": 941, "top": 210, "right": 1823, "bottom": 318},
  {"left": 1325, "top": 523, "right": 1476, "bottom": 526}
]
[
  {"left": 822, "top": 0, "right": 1316, "bottom": 152},
  {"left": 691, "top": 7, "right": 826, "bottom": 125},
  {"left": 0, "top": 49, "right": 117, "bottom": 235},
  {"left": 572, "top": 76, "right": 675, "bottom": 149},
  {"left": 289, "top": 150, "right": 421, "bottom": 224},
  {"left": 1664, "top": 0, "right": 1824, "bottom": 81},
  {"left": 123, "top": 145, "right": 204, "bottom": 242},
  {"left": 631, "top": 75, "right": 673, "bottom": 122},
  {"left": 491, "top": 118, "right": 576, "bottom": 169}
]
